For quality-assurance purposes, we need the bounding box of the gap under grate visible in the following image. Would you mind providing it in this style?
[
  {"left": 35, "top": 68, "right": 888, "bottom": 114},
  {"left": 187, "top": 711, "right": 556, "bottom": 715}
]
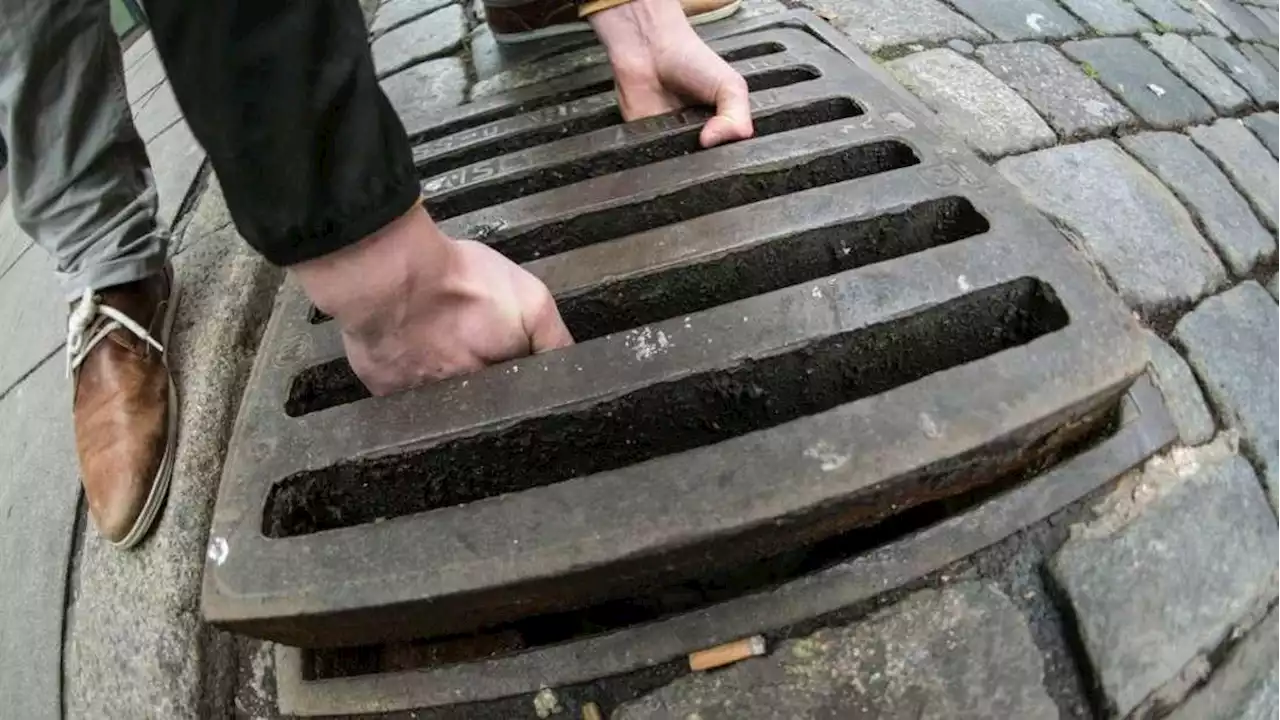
[{"left": 204, "top": 11, "right": 1155, "bottom": 682}]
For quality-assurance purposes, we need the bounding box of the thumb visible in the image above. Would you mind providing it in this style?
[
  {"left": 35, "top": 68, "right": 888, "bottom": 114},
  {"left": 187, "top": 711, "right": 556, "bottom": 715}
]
[
  {"left": 518, "top": 279, "right": 575, "bottom": 353},
  {"left": 527, "top": 298, "right": 575, "bottom": 353},
  {"left": 699, "top": 72, "right": 753, "bottom": 148}
]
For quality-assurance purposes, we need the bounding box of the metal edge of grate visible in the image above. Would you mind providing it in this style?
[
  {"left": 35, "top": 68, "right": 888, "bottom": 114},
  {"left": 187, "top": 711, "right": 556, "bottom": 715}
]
[
  {"left": 271, "top": 375, "right": 1177, "bottom": 716},
  {"left": 202, "top": 11, "right": 1150, "bottom": 648}
]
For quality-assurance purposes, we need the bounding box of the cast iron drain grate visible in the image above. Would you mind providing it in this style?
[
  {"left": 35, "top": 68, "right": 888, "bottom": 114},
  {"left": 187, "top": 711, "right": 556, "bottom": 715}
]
[{"left": 205, "top": 11, "right": 1153, "bottom": 660}]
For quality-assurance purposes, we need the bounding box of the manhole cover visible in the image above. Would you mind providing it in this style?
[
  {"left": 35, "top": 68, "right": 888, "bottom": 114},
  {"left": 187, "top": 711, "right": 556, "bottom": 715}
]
[{"left": 204, "top": 11, "right": 1153, "bottom": 658}]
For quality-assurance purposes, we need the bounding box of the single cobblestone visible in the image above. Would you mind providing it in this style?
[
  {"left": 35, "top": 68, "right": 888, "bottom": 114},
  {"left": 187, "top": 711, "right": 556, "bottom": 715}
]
[
  {"left": 472, "top": 42, "right": 608, "bottom": 97},
  {"left": 1174, "top": 282, "right": 1280, "bottom": 503},
  {"left": 1061, "top": 38, "right": 1216, "bottom": 129},
  {"left": 1180, "top": 0, "right": 1235, "bottom": 34},
  {"left": 371, "top": 4, "right": 466, "bottom": 79},
  {"left": 614, "top": 583, "right": 1057, "bottom": 720},
  {"left": 1189, "top": 119, "right": 1279, "bottom": 230},
  {"left": 1140, "top": 329, "right": 1217, "bottom": 445},
  {"left": 1246, "top": 41, "right": 1278, "bottom": 68},
  {"left": 1202, "top": 0, "right": 1272, "bottom": 40},
  {"left": 819, "top": 0, "right": 989, "bottom": 52},
  {"left": 1142, "top": 33, "right": 1251, "bottom": 114},
  {"left": 1059, "top": 0, "right": 1152, "bottom": 34},
  {"left": 947, "top": 38, "right": 976, "bottom": 54},
  {"left": 1166, "top": 610, "right": 1279, "bottom": 720},
  {"left": 1238, "top": 41, "right": 1280, "bottom": 80},
  {"left": 997, "top": 140, "right": 1225, "bottom": 320},
  {"left": 977, "top": 42, "right": 1135, "bottom": 138},
  {"left": 1050, "top": 450, "right": 1278, "bottom": 718},
  {"left": 1246, "top": 4, "right": 1280, "bottom": 39},
  {"left": 1243, "top": 111, "right": 1279, "bottom": 156},
  {"left": 380, "top": 57, "right": 468, "bottom": 134},
  {"left": 370, "top": 0, "right": 454, "bottom": 35},
  {"left": 946, "top": 0, "right": 1083, "bottom": 40},
  {"left": 1191, "top": 36, "right": 1279, "bottom": 104},
  {"left": 885, "top": 49, "right": 1054, "bottom": 157},
  {"left": 1130, "top": 0, "right": 1207, "bottom": 32},
  {"left": 1121, "top": 131, "right": 1275, "bottom": 275}
]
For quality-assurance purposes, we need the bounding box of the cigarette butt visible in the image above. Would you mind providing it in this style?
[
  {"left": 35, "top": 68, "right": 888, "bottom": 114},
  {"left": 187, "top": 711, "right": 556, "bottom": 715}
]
[
  {"left": 582, "top": 701, "right": 603, "bottom": 720},
  {"left": 688, "top": 635, "right": 767, "bottom": 671}
]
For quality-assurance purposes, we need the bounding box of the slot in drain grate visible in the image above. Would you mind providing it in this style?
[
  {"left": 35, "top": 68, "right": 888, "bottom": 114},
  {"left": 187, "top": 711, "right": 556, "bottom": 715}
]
[{"left": 205, "top": 12, "right": 1155, "bottom": 681}]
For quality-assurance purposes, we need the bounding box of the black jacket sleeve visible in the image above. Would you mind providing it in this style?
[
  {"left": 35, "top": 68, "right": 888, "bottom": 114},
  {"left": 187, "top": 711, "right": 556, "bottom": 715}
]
[{"left": 140, "top": 0, "right": 421, "bottom": 266}]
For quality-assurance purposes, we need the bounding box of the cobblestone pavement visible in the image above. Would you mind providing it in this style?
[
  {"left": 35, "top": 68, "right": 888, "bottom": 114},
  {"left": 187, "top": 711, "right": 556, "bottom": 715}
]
[{"left": 1, "top": 0, "right": 1277, "bottom": 717}]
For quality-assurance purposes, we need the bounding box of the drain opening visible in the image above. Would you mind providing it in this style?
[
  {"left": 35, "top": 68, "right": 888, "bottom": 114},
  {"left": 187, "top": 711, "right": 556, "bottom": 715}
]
[
  {"left": 559, "top": 196, "right": 990, "bottom": 340},
  {"left": 265, "top": 277, "right": 1068, "bottom": 537},
  {"left": 407, "top": 42, "right": 786, "bottom": 145},
  {"left": 287, "top": 195, "right": 989, "bottom": 416},
  {"left": 491, "top": 139, "right": 919, "bottom": 262},
  {"left": 415, "top": 66, "right": 823, "bottom": 180},
  {"left": 425, "top": 96, "right": 862, "bottom": 221},
  {"left": 304, "top": 399, "right": 1118, "bottom": 680}
]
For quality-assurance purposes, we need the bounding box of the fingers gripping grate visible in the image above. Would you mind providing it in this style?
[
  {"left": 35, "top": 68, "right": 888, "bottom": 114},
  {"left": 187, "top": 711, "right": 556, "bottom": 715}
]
[{"left": 205, "top": 13, "right": 1150, "bottom": 661}]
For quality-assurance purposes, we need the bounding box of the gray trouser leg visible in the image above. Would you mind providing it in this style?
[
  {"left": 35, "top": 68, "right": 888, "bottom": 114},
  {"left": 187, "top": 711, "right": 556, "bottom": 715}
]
[{"left": 0, "top": 0, "right": 167, "bottom": 300}]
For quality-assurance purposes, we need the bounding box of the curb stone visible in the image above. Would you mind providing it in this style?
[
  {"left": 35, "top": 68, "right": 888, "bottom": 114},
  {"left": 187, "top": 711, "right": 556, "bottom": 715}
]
[{"left": 63, "top": 219, "right": 283, "bottom": 718}]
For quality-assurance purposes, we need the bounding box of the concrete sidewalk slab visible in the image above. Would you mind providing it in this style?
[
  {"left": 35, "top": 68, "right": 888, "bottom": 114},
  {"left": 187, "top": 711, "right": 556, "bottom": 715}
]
[
  {"left": 0, "top": 198, "right": 32, "bottom": 278},
  {"left": 145, "top": 120, "right": 206, "bottom": 229},
  {"left": 0, "top": 243, "right": 63, "bottom": 395},
  {"left": 0, "top": 354, "right": 80, "bottom": 720}
]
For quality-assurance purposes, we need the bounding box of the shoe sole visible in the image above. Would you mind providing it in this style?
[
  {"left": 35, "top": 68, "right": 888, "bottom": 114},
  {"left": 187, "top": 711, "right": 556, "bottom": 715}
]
[
  {"left": 492, "top": 0, "right": 742, "bottom": 44},
  {"left": 113, "top": 269, "right": 181, "bottom": 550}
]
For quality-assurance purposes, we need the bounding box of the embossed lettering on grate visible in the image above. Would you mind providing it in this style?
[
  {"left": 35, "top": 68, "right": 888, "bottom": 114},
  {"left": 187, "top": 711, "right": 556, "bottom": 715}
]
[{"left": 203, "top": 11, "right": 1152, "bottom": 661}]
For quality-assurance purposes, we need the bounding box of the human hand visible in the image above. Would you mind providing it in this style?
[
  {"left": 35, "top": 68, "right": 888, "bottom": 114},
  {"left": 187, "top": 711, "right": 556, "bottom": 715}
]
[
  {"left": 291, "top": 204, "right": 573, "bottom": 395},
  {"left": 589, "top": 0, "right": 754, "bottom": 147}
]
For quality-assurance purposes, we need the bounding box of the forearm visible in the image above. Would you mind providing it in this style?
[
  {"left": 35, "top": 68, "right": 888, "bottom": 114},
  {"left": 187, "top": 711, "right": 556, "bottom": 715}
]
[{"left": 139, "top": 0, "right": 420, "bottom": 266}]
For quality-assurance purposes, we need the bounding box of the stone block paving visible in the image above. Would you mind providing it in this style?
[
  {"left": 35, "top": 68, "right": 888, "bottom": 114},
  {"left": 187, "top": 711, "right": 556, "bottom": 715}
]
[
  {"left": 1204, "top": 0, "right": 1274, "bottom": 41},
  {"left": 616, "top": 583, "right": 1058, "bottom": 719},
  {"left": 370, "top": 0, "right": 454, "bottom": 36},
  {"left": 1130, "top": 0, "right": 1205, "bottom": 32},
  {"left": 1165, "top": 610, "right": 1278, "bottom": 720},
  {"left": 1189, "top": 119, "right": 1279, "bottom": 230},
  {"left": 1051, "top": 448, "right": 1277, "bottom": 717},
  {"left": 379, "top": 57, "right": 469, "bottom": 133},
  {"left": 1246, "top": 111, "right": 1279, "bottom": 155},
  {"left": 947, "top": 0, "right": 1083, "bottom": 39},
  {"left": 886, "top": 49, "right": 1055, "bottom": 157},
  {"left": 1061, "top": 38, "right": 1216, "bottom": 129},
  {"left": 976, "top": 42, "right": 1135, "bottom": 139},
  {"left": 1140, "top": 328, "right": 1217, "bottom": 445},
  {"left": 371, "top": 3, "right": 466, "bottom": 78},
  {"left": 1177, "top": 0, "right": 1235, "bottom": 35},
  {"left": 1143, "top": 33, "right": 1251, "bottom": 114},
  {"left": 816, "top": 0, "right": 990, "bottom": 53},
  {"left": 1174, "top": 282, "right": 1279, "bottom": 503},
  {"left": 1191, "top": 36, "right": 1278, "bottom": 106},
  {"left": 1121, "top": 131, "right": 1275, "bottom": 276},
  {"left": 997, "top": 140, "right": 1226, "bottom": 321},
  {"left": 1240, "top": 42, "right": 1280, "bottom": 75},
  {"left": 1060, "top": 0, "right": 1153, "bottom": 34}
]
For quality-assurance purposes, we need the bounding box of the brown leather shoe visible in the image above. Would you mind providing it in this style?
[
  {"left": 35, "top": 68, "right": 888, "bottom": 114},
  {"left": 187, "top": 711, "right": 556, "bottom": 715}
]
[
  {"left": 485, "top": 0, "right": 741, "bottom": 43},
  {"left": 69, "top": 267, "right": 180, "bottom": 549}
]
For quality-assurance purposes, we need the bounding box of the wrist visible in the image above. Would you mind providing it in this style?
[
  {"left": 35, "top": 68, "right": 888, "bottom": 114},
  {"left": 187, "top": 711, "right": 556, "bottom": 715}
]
[
  {"left": 291, "top": 204, "right": 456, "bottom": 335},
  {"left": 589, "top": 0, "right": 690, "bottom": 54}
]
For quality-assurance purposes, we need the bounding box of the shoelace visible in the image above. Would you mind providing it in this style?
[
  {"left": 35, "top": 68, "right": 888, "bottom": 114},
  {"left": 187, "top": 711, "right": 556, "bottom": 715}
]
[{"left": 67, "top": 288, "right": 165, "bottom": 377}]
